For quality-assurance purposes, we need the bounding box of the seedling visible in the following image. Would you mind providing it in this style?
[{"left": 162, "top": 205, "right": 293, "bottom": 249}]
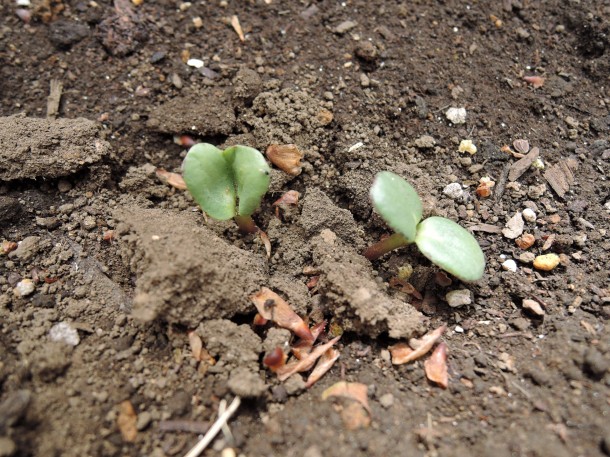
[
  {"left": 182, "top": 143, "right": 270, "bottom": 234},
  {"left": 364, "top": 171, "right": 485, "bottom": 282}
]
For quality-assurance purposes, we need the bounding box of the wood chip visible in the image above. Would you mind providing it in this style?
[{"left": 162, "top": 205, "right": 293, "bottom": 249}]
[
  {"left": 47, "top": 79, "right": 63, "bottom": 119},
  {"left": 508, "top": 147, "right": 539, "bottom": 181},
  {"left": 543, "top": 158, "right": 578, "bottom": 198},
  {"left": 468, "top": 223, "right": 503, "bottom": 234},
  {"left": 231, "top": 15, "right": 245, "bottom": 42}
]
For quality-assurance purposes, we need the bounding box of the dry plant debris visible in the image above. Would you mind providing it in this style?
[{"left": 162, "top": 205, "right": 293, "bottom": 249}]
[
  {"left": 251, "top": 288, "right": 313, "bottom": 341},
  {"left": 230, "top": 15, "right": 245, "bottom": 42},
  {"left": 266, "top": 144, "right": 304, "bottom": 175},
  {"left": 543, "top": 158, "right": 578, "bottom": 198},
  {"left": 424, "top": 342, "right": 449, "bottom": 388},
  {"left": 389, "top": 325, "right": 446, "bottom": 365},
  {"left": 155, "top": 168, "right": 187, "bottom": 190}
]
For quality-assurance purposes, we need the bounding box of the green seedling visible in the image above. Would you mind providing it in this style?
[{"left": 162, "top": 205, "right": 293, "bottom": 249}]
[
  {"left": 182, "top": 143, "right": 270, "bottom": 233},
  {"left": 364, "top": 171, "right": 485, "bottom": 282}
]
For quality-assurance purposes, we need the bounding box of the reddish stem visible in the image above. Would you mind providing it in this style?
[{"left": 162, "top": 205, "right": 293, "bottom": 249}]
[
  {"left": 363, "top": 233, "right": 409, "bottom": 261},
  {"left": 234, "top": 214, "right": 259, "bottom": 234}
]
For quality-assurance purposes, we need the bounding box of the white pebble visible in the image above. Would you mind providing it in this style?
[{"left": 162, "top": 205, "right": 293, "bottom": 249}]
[
  {"left": 446, "top": 289, "right": 472, "bottom": 308},
  {"left": 186, "top": 58, "right": 204, "bottom": 68},
  {"left": 522, "top": 208, "right": 537, "bottom": 223},
  {"left": 49, "top": 322, "right": 80, "bottom": 346},
  {"left": 13, "top": 279, "right": 35, "bottom": 297},
  {"left": 445, "top": 107, "right": 467, "bottom": 124},
  {"left": 443, "top": 182, "right": 463, "bottom": 200},
  {"left": 454, "top": 326, "right": 465, "bottom": 333},
  {"left": 502, "top": 259, "right": 517, "bottom": 272}
]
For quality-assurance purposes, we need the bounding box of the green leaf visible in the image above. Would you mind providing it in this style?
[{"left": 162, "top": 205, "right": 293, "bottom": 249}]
[
  {"left": 182, "top": 143, "right": 236, "bottom": 220},
  {"left": 415, "top": 217, "right": 485, "bottom": 282},
  {"left": 223, "top": 145, "right": 271, "bottom": 216},
  {"left": 370, "top": 171, "right": 423, "bottom": 242}
]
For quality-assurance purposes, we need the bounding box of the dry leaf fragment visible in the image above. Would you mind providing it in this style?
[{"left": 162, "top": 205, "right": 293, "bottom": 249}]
[
  {"left": 188, "top": 331, "right": 203, "bottom": 360},
  {"left": 173, "top": 134, "right": 197, "bottom": 147},
  {"left": 251, "top": 287, "right": 313, "bottom": 341},
  {"left": 263, "top": 347, "right": 287, "bottom": 372},
  {"left": 258, "top": 230, "right": 271, "bottom": 258},
  {"left": 389, "top": 277, "right": 423, "bottom": 300},
  {"left": 266, "top": 144, "right": 304, "bottom": 175},
  {"left": 291, "top": 321, "right": 327, "bottom": 360},
  {"left": 424, "top": 342, "right": 449, "bottom": 388},
  {"left": 523, "top": 75, "right": 545, "bottom": 88},
  {"left": 390, "top": 325, "right": 446, "bottom": 365},
  {"left": 543, "top": 158, "right": 578, "bottom": 198},
  {"left": 508, "top": 147, "right": 540, "bottom": 181},
  {"left": 273, "top": 190, "right": 300, "bottom": 208},
  {"left": 321, "top": 381, "right": 371, "bottom": 416},
  {"left": 155, "top": 168, "right": 187, "bottom": 190},
  {"left": 305, "top": 347, "right": 341, "bottom": 388},
  {"left": 117, "top": 400, "right": 138, "bottom": 442},
  {"left": 231, "top": 15, "right": 245, "bottom": 42},
  {"left": 277, "top": 336, "right": 341, "bottom": 381},
  {"left": 253, "top": 313, "right": 268, "bottom": 326},
  {"left": 513, "top": 139, "right": 530, "bottom": 154}
]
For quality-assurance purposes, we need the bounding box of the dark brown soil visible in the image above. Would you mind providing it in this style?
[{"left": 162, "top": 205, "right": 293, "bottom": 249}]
[{"left": 1, "top": 1, "right": 609, "bottom": 456}]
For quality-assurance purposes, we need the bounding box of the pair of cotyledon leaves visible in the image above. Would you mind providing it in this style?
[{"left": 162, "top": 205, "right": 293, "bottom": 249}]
[
  {"left": 371, "top": 171, "right": 485, "bottom": 282},
  {"left": 183, "top": 144, "right": 484, "bottom": 282}
]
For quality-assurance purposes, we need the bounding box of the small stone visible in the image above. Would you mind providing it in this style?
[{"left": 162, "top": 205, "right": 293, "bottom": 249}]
[
  {"left": 502, "top": 212, "right": 524, "bottom": 239},
  {"left": 81, "top": 215, "right": 97, "bottom": 231},
  {"left": 170, "top": 73, "right": 183, "bottom": 89},
  {"left": 446, "top": 289, "right": 472, "bottom": 308},
  {"left": 522, "top": 299, "right": 544, "bottom": 316},
  {"left": 509, "top": 317, "right": 530, "bottom": 331},
  {"left": 359, "top": 73, "right": 370, "bottom": 87},
  {"left": 150, "top": 51, "right": 166, "bottom": 63},
  {"left": 522, "top": 208, "right": 537, "bottom": 223},
  {"left": 458, "top": 139, "right": 477, "bottom": 155},
  {"left": 445, "top": 107, "right": 467, "bottom": 124},
  {"left": 501, "top": 259, "right": 517, "bottom": 272},
  {"left": 515, "top": 27, "right": 530, "bottom": 39},
  {"left": 443, "top": 182, "right": 463, "bottom": 200},
  {"left": 354, "top": 41, "right": 378, "bottom": 62},
  {"left": 187, "top": 58, "right": 204, "bottom": 68},
  {"left": 533, "top": 253, "right": 560, "bottom": 271},
  {"left": 136, "top": 411, "right": 153, "bottom": 431},
  {"left": 414, "top": 135, "right": 436, "bottom": 149},
  {"left": 14, "top": 279, "right": 35, "bottom": 297},
  {"left": 334, "top": 20, "right": 357, "bottom": 34},
  {"left": 379, "top": 393, "right": 394, "bottom": 408},
  {"left": 519, "top": 252, "right": 536, "bottom": 263},
  {"left": 516, "top": 233, "right": 535, "bottom": 250},
  {"left": 49, "top": 322, "right": 80, "bottom": 346}
]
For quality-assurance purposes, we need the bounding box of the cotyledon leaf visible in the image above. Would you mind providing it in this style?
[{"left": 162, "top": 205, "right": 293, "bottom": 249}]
[
  {"left": 370, "top": 171, "right": 423, "bottom": 242},
  {"left": 224, "top": 145, "right": 271, "bottom": 217},
  {"left": 415, "top": 216, "right": 485, "bottom": 282},
  {"left": 182, "top": 143, "right": 236, "bottom": 220}
]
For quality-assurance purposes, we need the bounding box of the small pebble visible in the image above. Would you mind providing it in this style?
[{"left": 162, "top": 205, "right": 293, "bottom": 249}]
[
  {"left": 522, "top": 208, "right": 537, "bottom": 223},
  {"left": 334, "top": 20, "right": 357, "bottom": 34},
  {"left": 445, "top": 107, "right": 467, "bottom": 124},
  {"left": 522, "top": 299, "right": 545, "bottom": 316},
  {"left": 443, "top": 182, "right": 463, "bottom": 200},
  {"left": 14, "top": 279, "right": 35, "bottom": 297},
  {"left": 454, "top": 326, "right": 464, "bottom": 333},
  {"left": 446, "top": 289, "right": 472, "bottom": 308},
  {"left": 501, "top": 259, "right": 517, "bottom": 272},
  {"left": 49, "top": 322, "right": 80, "bottom": 346},
  {"left": 519, "top": 252, "right": 536, "bottom": 263},
  {"left": 379, "top": 393, "right": 394, "bottom": 408},
  {"left": 187, "top": 58, "right": 204, "bottom": 68},
  {"left": 533, "top": 253, "right": 560, "bottom": 271},
  {"left": 150, "top": 51, "right": 166, "bottom": 63},
  {"left": 458, "top": 139, "right": 477, "bottom": 155}
]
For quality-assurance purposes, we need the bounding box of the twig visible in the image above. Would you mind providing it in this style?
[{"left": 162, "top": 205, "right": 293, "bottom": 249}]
[
  {"left": 47, "top": 79, "right": 63, "bottom": 118},
  {"left": 183, "top": 396, "right": 241, "bottom": 457},
  {"left": 217, "top": 399, "right": 235, "bottom": 444}
]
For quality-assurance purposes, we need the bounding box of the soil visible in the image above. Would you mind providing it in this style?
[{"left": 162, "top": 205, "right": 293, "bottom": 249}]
[{"left": 1, "top": 1, "right": 609, "bottom": 456}]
